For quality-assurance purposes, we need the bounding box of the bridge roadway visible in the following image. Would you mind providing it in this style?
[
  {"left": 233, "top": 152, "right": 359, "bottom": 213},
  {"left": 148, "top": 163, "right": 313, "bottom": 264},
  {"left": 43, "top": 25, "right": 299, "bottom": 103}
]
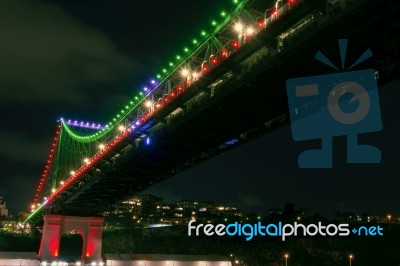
[{"left": 43, "top": 0, "right": 399, "bottom": 217}]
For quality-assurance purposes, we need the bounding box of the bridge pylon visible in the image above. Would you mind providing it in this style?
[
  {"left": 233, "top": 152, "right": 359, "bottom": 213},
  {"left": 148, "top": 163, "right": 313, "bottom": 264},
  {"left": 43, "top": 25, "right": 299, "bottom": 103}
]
[{"left": 38, "top": 215, "right": 104, "bottom": 263}]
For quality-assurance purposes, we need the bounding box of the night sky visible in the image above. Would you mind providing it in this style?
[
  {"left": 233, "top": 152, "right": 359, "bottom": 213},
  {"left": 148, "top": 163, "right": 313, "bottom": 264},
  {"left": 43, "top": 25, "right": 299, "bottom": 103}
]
[{"left": 0, "top": 0, "right": 399, "bottom": 218}]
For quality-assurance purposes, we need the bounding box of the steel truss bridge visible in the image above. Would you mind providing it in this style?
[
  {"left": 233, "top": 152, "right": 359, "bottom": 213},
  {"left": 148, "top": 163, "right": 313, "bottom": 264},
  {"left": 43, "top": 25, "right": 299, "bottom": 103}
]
[{"left": 27, "top": 0, "right": 400, "bottom": 221}]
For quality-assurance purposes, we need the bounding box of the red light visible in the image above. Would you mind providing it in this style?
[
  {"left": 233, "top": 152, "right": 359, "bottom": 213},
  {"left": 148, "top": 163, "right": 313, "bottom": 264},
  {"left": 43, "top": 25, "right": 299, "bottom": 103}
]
[
  {"left": 211, "top": 56, "right": 218, "bottom": 65},
  {"left": 232, "top": 40, "right": 239, "bottom": 49},
  {"left": 178, "top": 85, "right": 183, "bottom": 92},
  {"left": 221, "top": 49, "right": 228, "bottom": 58},
  {"left": 202, "top": 62, "right": 209, "bottom": 72},
  {"left": 257, "top": 18, "right": 264, "bottom": 28}
]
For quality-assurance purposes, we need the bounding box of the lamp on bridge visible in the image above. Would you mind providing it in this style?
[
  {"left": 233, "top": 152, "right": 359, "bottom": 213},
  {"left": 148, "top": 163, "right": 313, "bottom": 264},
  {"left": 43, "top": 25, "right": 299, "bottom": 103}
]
[
  {"left": 118, "top": 125, "right": 126, "bottom": 132},
  {"left": 145, "top": 100, "right": 153, "bottom": 108}
]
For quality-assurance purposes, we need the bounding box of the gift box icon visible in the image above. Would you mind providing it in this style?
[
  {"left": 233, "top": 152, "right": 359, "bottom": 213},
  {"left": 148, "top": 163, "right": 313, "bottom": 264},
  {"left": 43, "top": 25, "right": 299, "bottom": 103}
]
[{"left": 286, "top": 39, "right": 382, "bottom": 168}]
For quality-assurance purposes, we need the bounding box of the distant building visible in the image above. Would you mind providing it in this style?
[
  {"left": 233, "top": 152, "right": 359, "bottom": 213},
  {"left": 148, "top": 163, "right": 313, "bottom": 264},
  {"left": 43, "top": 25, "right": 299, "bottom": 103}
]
[
  {"left": 0, "top": 197, "right": 8, "bottom": 218},
  {"left": 112, "top": 194, "right": 163, "bottom": 218},
  {"left": 107, "top": 195, "right": 253, "bottom": 226}
]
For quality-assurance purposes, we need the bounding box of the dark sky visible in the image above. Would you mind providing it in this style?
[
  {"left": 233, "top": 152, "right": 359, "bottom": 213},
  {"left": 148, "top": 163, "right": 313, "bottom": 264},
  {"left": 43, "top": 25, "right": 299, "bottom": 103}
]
[{"left": 0, "top": 0, "right": 399, "bottom": 218}]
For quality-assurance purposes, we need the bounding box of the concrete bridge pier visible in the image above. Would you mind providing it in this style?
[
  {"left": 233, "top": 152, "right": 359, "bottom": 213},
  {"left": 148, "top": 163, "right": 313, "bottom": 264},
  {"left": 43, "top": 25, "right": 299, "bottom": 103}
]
[{"left": 38, "top": 215, "right": 104, "bottom": 263}]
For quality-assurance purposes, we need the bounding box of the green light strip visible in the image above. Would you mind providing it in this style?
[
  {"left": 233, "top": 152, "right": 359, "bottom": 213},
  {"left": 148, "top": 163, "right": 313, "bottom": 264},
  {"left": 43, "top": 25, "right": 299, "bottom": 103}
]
[
  {"left": 61, "top": 0, "right": 248, "bottom": 143},
  {"left": 25, "top": 203, "right": 45, "bottom": 222},
  {"left": 154, "top": 0, "right": 249, "bottom": 86},
  {"left": 62, "top": 93, "right": 145, "bottom": 143}
]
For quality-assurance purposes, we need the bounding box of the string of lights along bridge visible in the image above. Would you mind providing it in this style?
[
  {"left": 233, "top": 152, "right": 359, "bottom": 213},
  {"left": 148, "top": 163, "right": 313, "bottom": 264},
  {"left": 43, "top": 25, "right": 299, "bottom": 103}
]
[{"left": 27, "top": 0, "right": 303, "bottom": 221}]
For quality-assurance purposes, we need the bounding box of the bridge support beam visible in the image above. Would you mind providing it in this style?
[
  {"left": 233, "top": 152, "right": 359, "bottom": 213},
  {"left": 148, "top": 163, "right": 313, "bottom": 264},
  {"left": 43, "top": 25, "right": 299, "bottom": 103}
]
[{"left": 38, "top": 215, "right": 104, "bottom": 263}]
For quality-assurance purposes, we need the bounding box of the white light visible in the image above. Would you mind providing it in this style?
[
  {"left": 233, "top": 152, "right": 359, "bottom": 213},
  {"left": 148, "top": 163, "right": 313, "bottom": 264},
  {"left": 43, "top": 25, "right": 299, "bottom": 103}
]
[
  {"left": 145, "top": 100, "right": 153, "bottom": 108},
  {"left": 41, "top": 262, "right": 47, "bottom": 266},
  {"left": 60, "top": 181, "right": 64, "bottom": 185},
  {"left": 83, "top": 158, "right": 90, "bottom": 164},
  {"left": 247, "top": 27, "right": 254, "bottom": 34},
  {"left": 181, "top": 68, "right": 189, "bottom": 77},
  {"left": 118, "top": 125, "right": 125, "bottom": 132},
  {"left": 99, "top": 262, "right": 104, "bottom": 266},
  {"left": 51, "top": 188, "right": 56, "bottom": 193},
  {"left": 91, "top": 262, "right": 96, "bottom": 266},
  {"left": 75, "top": 262, "right": 82, "bottom": 266},
  {"left": 234, "top": 22, "right": 243, "bottom": 32},
  {"left": 70, "top": 170, "right": 76, "bottom": 175},
  {"left": 51, "top": 262, "right": 57, "bottom": 266},
  {"left": 98, "top": 143, "right": 105, "bottom": 150},
  {"left": 192, "top": 72, "right": 198, "bottom": 78}
]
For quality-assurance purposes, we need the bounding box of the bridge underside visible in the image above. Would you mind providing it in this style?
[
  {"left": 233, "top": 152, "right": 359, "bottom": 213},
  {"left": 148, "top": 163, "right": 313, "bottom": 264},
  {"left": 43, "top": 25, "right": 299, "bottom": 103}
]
[{"left": 43, "top": 0, "right": 399, "bottom": 217}]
